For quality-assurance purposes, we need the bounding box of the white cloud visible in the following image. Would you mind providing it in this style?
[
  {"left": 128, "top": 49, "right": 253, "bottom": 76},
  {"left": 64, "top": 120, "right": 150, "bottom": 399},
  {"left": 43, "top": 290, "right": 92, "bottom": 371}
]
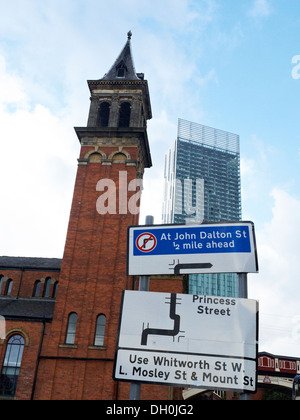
[
  {"left": 0, "top": 55, "right": 78, "bottom": 258},
  {"left": 249, "top": 0, "right": 272, "bottom": 18},
  {"left": 249, "top": 188, "right": 300, "bottom": 356},
  {"left": 0, "top": 0, "right": 217, "bottom": 257},
  {"left": 140, "top": 176, "right": 165, "bottom": 225},
  {"left": 0, "top": 56, "right": 28, "bottom": 110},
  {"left": 240, "top": 157, "right": 255, "bottom": 178}
]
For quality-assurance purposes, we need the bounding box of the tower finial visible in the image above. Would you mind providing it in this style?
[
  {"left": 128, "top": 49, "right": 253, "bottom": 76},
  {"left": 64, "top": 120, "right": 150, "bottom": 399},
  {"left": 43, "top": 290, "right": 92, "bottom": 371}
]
[{"left": 101, "top": 31, "right": 139, "bottom": 80}]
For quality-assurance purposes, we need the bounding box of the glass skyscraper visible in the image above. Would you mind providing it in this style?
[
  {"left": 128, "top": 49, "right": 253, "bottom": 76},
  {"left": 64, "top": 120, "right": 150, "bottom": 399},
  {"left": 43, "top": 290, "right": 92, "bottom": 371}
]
[{"left": 162, "top": 118, "right": 241, "bottom": 297}]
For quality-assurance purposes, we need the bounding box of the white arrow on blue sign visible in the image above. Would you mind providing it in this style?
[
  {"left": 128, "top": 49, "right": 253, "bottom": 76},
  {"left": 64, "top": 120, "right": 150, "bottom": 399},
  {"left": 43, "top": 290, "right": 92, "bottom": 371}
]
[{"left": 127, "top": 221, "right": 258, "bottom": 276}]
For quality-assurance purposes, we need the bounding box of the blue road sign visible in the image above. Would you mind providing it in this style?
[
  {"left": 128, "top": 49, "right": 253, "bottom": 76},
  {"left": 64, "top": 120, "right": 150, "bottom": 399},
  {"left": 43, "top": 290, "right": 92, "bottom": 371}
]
[{"left": 127, "top": 222, "right": 258, "bottom": 276}]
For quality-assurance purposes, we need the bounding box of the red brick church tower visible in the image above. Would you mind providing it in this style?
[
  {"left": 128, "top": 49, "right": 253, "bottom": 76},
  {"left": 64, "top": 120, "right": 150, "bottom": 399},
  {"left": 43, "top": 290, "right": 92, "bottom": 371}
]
[
  {"left": 33, "top": 31, "right": 157, "bottom": 400},
  {"left": 0, "top": 33, "right": 183, "bottom": 400}
]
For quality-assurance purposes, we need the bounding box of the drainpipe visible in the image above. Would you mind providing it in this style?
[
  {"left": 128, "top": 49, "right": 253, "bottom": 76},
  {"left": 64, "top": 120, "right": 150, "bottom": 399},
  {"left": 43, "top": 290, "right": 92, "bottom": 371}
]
[{"left": 30, "top": 320, "right": 46, "bottom": 400}]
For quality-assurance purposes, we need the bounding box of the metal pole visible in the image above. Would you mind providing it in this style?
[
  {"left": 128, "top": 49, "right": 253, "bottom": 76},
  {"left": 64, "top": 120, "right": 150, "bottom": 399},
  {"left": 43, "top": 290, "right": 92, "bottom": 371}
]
[
  {"left": 129, "top": 215, "right": 154, "bottom": 401},
  {"left": 238, "top": 272, "right": 251, "bottom": 400},
  {"left": 238, "top": 273, "right": 248, "bottom": 299},
  {"left": 139, "top": 276, "right": 149, "bottom": 291},
  {"left": 144, "top": 214, "right": 154, "bottom": 226},
  {"left": 129, "top": 383, "right": 141, "bottom": 401}
]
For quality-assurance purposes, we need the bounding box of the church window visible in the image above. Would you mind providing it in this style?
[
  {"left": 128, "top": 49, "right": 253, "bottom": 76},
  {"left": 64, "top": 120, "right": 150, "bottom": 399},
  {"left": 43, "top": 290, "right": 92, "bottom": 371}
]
[
  {"left": 52, "top": 281, "right": 58, "bottom": 299},
  {"left": 118, "top": 102, "right": 131, "bottom": 127},
  {"left": 112, "top": 152, "right": 127, "bottom": 163},
  {"left": 0, "top": 275, "right": 4, "bottom": 295},
  {"left": 117, "top": 67, "right": 125, "bottom": 78},
  {"left": 32, "top": 280, "right": 41, "bottom": 297},
  {"left": 4, "top": 279, "right": 13, "bottom": 297},
  {"left": 94, "top": 314, "right": 106, "bottom": 347},
  {"left": 43, "top": 278, "right": 51, "bottom": 298},
  {"left": 0, "top": 334, "right": 25, "bottom": 397},
  {"left": 97, "top": 102, "right": 110, "bottom": 127},
  {"left": 116, "top": 61, "right": 127, "bottom": 78},
  {"left": 89, "top": 152, "right": 102, "bottom": 163},
  {"left": 65, "top": 313, "right": 78, "bottom": 345}
]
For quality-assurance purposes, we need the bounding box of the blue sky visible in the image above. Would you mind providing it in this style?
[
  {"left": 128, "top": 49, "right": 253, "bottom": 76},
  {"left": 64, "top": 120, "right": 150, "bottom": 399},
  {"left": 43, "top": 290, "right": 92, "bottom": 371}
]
[{"left": 0, "top": 0, "right": 300, "bottom": 357}]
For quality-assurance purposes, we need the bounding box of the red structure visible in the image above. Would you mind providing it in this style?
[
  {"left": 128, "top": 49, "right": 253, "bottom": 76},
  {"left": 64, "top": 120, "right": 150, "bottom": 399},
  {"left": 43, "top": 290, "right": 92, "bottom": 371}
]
[
  {"left": 258, "top": 352, "right": 300, "bottom": 378},
  {"left": 0, "top": 33, "right": 183, "bottom": 400}
]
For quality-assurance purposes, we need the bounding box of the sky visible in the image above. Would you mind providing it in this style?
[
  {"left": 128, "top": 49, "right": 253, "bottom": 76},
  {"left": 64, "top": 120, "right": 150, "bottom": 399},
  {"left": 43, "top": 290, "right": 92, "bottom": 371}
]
[{"left": 0, "top": 0, "right": 300, "bottom": 358}]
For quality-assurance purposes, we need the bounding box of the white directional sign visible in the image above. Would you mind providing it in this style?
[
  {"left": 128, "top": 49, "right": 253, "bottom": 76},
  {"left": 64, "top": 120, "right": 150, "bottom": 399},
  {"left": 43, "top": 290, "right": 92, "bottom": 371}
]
[
  {"left": 114, "top": 291, "right": 259, "bottom": 393},
  {"left": 127, "top": 221, "right": 258, "bottom": 276}
]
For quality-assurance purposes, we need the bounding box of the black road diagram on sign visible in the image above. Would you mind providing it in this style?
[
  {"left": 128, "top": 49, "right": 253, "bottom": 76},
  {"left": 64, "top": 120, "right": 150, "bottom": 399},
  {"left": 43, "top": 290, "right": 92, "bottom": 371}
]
[
  {"left": 141, "top": 294, "right": 185, "bottom": 346},
  {"left": 114, "top": 290, "right": 258, "bottom": 392},
  {"left": 168, "top": 259, "right": 213, "bottom": 275}
]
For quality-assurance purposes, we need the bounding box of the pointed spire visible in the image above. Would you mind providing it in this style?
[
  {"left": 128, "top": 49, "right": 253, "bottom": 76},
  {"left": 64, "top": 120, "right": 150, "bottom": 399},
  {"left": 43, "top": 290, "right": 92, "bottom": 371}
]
[{"left": 101, "top": 32, "right": 142, "bottom": 81}]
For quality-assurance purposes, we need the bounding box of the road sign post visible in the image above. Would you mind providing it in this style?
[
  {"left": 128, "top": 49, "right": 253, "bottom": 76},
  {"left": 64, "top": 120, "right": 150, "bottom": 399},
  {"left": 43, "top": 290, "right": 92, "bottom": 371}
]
[
  {"left": 238, "top": 272, "right": 251, "bottom": 400},
  {"left": 129, "top": 215, "right": 154, "bottom": 401}
]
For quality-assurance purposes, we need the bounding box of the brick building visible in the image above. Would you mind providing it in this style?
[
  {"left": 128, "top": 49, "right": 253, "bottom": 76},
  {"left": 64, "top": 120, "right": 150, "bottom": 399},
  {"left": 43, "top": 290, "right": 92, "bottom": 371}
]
[{"left": 0, "top": 33, "right": 183, "bottom": 400}]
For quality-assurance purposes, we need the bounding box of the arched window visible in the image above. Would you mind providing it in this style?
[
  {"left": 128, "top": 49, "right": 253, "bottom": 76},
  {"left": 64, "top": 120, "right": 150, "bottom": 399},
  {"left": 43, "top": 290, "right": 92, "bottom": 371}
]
[
  {"left": 94, "top": 314, "right": 106, "bottom": 347},
  {"left": 112, "top": 152, "right": 127, "bottom": 163},
  {"left": 0, "top": 276, "right": 4, "bottom": 295},
  {"left": 32, "top": 280, "right": 41, "bottom": 298},
  {"left": 4, "top": 279, "right": 13, "bottom": 297},
  {"left": 97, "top": 102, "right": 110, "bottom": 127},
  {"left": 43, "top": 278, "right": 51, "bottom": 298},
  {"left": 52, "top": 281, "right": 59, "bottom": 299},
  {"left": 88, "top": 152, "right": 102, "bottom": 163},
  {"left": 0, "top": 334, "right": 25, "bottom": 397},
  {"left": 118, "top": 102, "right": 131, "bottom": 127},
  {"left": 65, "top": 313, "right": 78, "bottom": 345},
  {"left": 116, "top": 61, "right": 127, "bottom": 78}
]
